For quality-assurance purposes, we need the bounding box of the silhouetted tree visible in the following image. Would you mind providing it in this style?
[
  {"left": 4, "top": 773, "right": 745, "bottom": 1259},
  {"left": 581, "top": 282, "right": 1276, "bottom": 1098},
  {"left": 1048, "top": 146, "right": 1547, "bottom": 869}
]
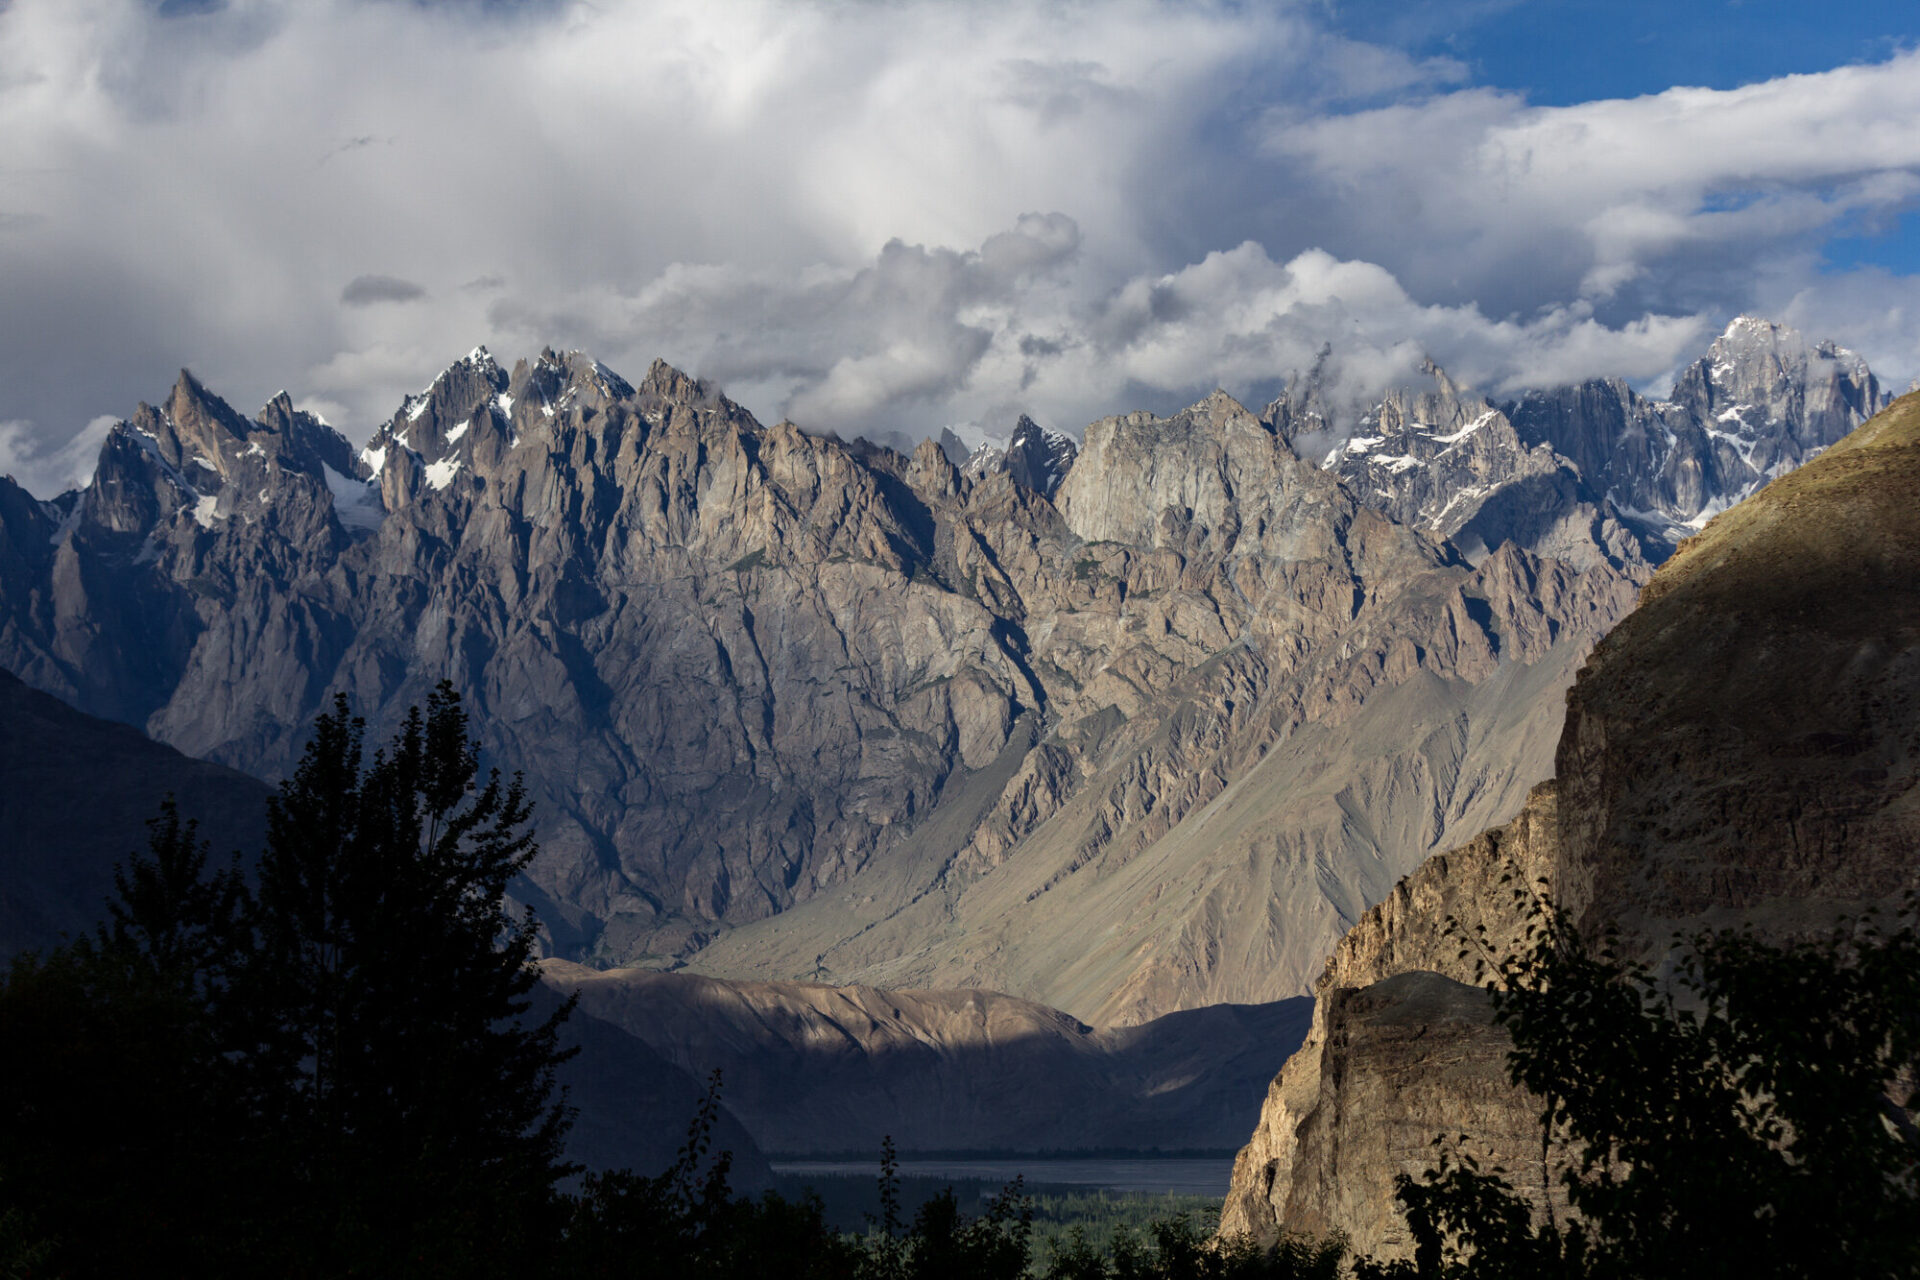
[
  {"left": 2, "top": 685, "right": 579, "bottom": 1277},
  {"left": 0, "top": 803, "right": 260, "bottom": 1275},
  {"left": 241, "top": 684, "right": 576, "bottom": 1273}
]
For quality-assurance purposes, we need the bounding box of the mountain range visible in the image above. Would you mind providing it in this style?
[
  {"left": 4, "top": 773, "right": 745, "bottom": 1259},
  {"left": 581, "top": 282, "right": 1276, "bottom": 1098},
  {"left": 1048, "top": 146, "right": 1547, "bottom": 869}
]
[{"left": 0, "top": 318, "right": 1888, "bottom": 1032}]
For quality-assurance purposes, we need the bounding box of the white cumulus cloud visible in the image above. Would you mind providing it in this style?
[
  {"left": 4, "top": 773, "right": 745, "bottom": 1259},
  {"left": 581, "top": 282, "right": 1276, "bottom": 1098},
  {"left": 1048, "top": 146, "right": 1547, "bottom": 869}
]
[{"left": 0, "top": 0, "right": 1912, "bottom": 487}]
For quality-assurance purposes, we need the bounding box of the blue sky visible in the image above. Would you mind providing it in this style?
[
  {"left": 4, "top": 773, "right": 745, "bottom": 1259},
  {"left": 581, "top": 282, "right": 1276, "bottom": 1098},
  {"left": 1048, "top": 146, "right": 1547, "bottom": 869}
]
[
  {"left": 1, "top": 0, "right": 1917, "bottom": 494},
  {"left": 1345, "top": 0, "right": 1920, "bottom": 276}
]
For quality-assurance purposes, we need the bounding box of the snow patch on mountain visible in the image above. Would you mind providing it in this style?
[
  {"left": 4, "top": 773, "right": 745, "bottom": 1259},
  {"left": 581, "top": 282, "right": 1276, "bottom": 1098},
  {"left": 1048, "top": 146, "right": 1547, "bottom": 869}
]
[{"left": 323, "top": 463, "right": 386, "bottom": 530}]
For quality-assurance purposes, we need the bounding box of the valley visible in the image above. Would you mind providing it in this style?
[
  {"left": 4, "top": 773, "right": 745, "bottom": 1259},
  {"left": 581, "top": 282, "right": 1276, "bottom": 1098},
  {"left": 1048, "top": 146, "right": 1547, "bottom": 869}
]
[{"left": 0, "top": 316, "right": 1901, "bottom": 1189}]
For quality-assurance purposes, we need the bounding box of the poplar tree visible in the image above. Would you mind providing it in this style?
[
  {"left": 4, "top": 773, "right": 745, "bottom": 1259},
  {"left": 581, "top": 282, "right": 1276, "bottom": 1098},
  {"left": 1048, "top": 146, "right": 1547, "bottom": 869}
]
[{"left": 244, "top": 682, "right": 577, "bottom": 1272}]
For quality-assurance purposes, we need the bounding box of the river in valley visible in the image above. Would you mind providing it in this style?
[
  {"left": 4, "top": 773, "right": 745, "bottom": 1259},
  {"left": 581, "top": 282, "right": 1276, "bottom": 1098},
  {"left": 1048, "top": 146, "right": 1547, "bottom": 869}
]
[{"left": 770, "top": 1156, "right": 1234, "bottom": 1198}]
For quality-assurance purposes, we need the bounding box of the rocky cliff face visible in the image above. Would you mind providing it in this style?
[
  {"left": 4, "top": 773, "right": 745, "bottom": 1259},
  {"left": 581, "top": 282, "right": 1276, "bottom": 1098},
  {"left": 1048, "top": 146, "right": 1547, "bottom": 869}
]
[
  {"left": 1507, "top": 316, "right": 1886, "bottom": 547},
  {"left": 961, "top": 415, "right": 1078, "bottom": 498},
  {"left": 1272, "top": 362, "right": 1644, "bottom": 577},
  {"left": 7, "top": 319, "right": 1876, "bottom": 1023},
  {"left": 1221, "top": 389, "right": 1920, "bottom": 1256},
  {"left": 0, "top": 341, "right": 1645, "bottom": 1020},
  {"left": 681, "top": 390, "right": 1635, "bottom": 1022}
]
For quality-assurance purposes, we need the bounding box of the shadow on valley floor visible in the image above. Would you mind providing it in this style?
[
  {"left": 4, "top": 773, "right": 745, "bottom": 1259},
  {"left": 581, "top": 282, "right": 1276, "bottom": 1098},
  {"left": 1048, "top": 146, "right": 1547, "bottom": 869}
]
[{"left": 544, "top": 963, "right": 1318, "bottom": 1155}]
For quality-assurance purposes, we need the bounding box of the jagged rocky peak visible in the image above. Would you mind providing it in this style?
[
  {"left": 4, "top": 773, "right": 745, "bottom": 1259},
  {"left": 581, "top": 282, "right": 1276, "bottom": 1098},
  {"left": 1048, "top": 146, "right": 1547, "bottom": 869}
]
[
  {"left": 936, "top": 427, "right": 972, "bottom": 468},
  {"left": 637, "top": 355, "right": 703, "bottom": 404},
  {"left": 506, "top": 347, "right": 641, "bottom": 421},
  {"left": 1002, "top": 415, "right": 1077, "bottom": 497},
  {"left": 1506, "top": 315, "right": 1890, "bottom": 549},
  {"left": 1280, "top": 359, "right": 1650, "bottom": 574},
  {"left": 81, "top": 371, "right": 367, "bottom": 537},
  {"left": 366, "top": 346, "right": 511, "bottom": 477},
  {"left": 0, "top": 337, "right": 1653, "bottom": 1017},
  {"left": 1054, "top": 387, "right": 1344, "bottom": 554},
  {"left": 958, "top": 414, "right": 1078, "bottom": 498},
  {"left": 1274, "top": 317, "right": 1891, "bottom": 569},
  {"left": 1672, "top": 314, "right": 1883, "bottom": 449},
  {"left": 253, "top": 390, "right": 367, "bottom": 484},
  {"left": 1262, "top": 344, "right": 1337, "bottom": 449}
]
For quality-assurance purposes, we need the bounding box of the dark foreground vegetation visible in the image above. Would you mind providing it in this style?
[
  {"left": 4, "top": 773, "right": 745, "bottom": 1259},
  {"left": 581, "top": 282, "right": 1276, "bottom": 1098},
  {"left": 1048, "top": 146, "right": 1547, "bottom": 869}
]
[
  {"left": 774, "top": 1178, "right": 1225, "bottom": 1261},
  {"left": 2, "top": 689, "right": 1913, "bottom": 1278},
  {"left": 0, "top": 688, "right": 1340, "bottom": 1279},
  {"left": 1355, "top": 891, "right": 1920, "bottom": 1280}
]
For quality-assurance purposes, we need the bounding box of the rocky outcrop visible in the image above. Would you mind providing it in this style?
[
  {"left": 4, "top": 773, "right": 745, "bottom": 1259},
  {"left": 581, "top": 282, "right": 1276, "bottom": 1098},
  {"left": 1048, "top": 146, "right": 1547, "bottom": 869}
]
[
  {"left": 961, "top": 415, "right": 1078, "bottom": 498},
  {"left": 1275, "top": 364, "right": 1645, "bottom": 576},
  {"left": 1221, "top": 390, "right": 1920, "bottom": 1257},
  {"left": 681, "top": 392, "right": 1635, "bottom": 1022},
  {"left": 543, "top": 960, "right": 1312, "bottom": 1155}
]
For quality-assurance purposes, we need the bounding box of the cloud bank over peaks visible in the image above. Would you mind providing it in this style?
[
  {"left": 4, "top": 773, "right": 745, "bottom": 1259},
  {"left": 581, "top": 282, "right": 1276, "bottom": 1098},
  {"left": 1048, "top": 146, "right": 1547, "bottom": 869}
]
[
  {"left": 0, "top": 0, "right": 1913, "bottom": 480},
  {"left": 496, "top": 220, "right": 1716, "bottom": 447}
]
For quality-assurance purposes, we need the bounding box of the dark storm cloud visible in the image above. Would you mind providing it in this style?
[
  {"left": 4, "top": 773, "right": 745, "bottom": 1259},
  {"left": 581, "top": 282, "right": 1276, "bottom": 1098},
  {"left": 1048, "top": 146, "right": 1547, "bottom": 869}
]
[{"left": 341, "top": 275, "right": 429, "bottom": 307}]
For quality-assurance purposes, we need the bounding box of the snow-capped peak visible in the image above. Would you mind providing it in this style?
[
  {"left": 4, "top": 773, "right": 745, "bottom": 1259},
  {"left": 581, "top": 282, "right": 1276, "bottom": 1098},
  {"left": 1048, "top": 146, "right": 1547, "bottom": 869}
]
[{"left": 1721, "top": 314, "right": 1782, "bottom": 341}]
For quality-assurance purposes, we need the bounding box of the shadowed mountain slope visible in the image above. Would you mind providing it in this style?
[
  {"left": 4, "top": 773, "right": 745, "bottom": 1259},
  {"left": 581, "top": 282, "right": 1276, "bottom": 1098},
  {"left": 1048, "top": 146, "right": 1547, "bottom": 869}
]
[
  {"left": 545, "top": 961, "right": 1313, "bottom": 1155},
  {"left": 0, "top": 667, "right": 270, "bottom": 958},
  {"left": 0, "top": 668, "right": 769, "bottom": 1185}
]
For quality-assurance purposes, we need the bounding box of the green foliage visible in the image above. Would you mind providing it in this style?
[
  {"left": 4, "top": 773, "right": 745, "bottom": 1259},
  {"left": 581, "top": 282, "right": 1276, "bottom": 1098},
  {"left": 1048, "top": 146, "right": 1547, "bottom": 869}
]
[
  {"left": 1364, "top": 892, "right": 1920, "bottom": 1279},
  {"left": 1036, "top": 1211, "right": 1344, "bottom": 1280}
]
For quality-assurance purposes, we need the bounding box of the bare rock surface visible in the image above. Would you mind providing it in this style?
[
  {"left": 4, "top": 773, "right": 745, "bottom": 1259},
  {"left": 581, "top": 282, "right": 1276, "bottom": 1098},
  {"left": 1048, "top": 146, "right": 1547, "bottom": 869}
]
[
  {"left": 1506, "top": 316, "right": 1886, "bottom": 548},
  {"left": 1222, "top": 390, "right": 1920, "bottom": 1257},
  {"left": 0, "top": 347, "right": 1642, "bottom": 1021},
  {"left": 1289, "top": 318, "right": 1887, "bottom": 570},
  {"left": 4, "top": 321, "right": 1879, "bottom": 1024}
]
